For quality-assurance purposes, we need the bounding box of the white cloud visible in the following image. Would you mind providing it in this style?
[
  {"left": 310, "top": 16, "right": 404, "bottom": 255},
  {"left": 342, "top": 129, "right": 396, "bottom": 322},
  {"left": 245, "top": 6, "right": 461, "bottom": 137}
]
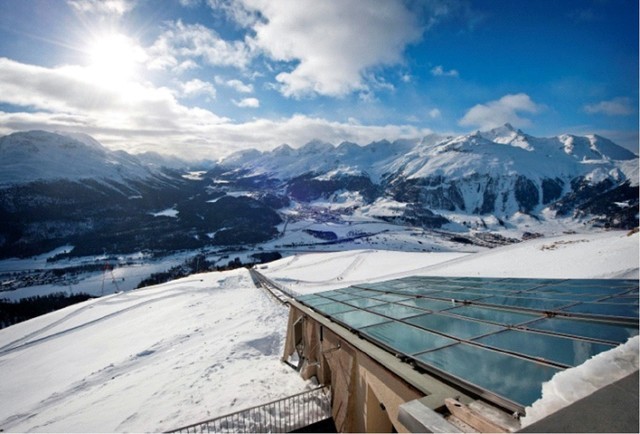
[
  {"left": 67, "top": 0, "right": 134, "bottom": 16},
  {"left": 428, "top": 108, "right": 442, "bottom": 118},
  {"left": 0, "top": 58, "right": 435, "bottom": 159},
  {"left": 179, "top": 79, "right": 217, "bottom": 99},
  {"left": 233, "top": 97, "right": 260, "bottom": 108},
  {"left": 237, "top": 0, "right": 424, "bottom": 98},
  {"left": 215, "top": 77, "right": 254, "bottom": 93},
  {"left": 430, "top": 65, "right": 459, "bottom": 77},
  {"left": 148, "top": 21, "right": 251, "bottom": 72},
  {"left": 584, "top": 97, "right": 634, "bottom": 116},
  {"left": 0, "top": 58, "right": 431, "bottom": 159},
  {"left": 459, "top": 93, "right": 543, "bottom": 130},
  {"left": 179, "top": 0, "right": 201, "bottom": 7},
  {"left": 0, "top": 57, "right": 227, "bottom": 148}
]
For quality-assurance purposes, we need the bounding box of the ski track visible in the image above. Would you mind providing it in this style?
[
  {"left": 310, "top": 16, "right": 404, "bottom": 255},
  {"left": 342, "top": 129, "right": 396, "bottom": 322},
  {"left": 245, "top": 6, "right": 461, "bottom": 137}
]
[{"left": 0, "top": 290, "right": 190, "bottom": 356}]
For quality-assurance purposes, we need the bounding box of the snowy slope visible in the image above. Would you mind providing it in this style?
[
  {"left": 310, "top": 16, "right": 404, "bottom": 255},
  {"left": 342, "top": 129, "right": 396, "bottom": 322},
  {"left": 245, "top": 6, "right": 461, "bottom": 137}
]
[
  {"left": 0, "top": 270, "right": 309, "bottom": 432},
  {"left": 219, "top": 124, "right": 636, "bottom": 184},
  {"left": 0, "top": 131, "right": 157, "bottom": 185},
  {"left": 219, "top": 138, "right": 417, "bottom": 183},
  {"left": 0, "top": 230, "right": 637, "bottom": 432},
  {"left": 215, "top": 124, "right": 638, "bottom": 223}
]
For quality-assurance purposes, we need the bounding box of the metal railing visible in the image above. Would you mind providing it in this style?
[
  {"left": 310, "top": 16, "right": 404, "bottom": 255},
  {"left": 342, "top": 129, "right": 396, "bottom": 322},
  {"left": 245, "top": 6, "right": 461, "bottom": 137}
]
[
  {"left": 167, "top": 386, "right": 331, "bottom": 433},
  {"left": 249, "top": 268, "right": 299, "bottom": 305}
]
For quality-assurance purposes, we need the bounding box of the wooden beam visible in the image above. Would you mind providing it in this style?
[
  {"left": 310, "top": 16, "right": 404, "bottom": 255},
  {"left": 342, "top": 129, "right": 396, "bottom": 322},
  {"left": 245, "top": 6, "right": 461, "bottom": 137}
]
[{"left": 445, "top": 398, "right": 510, "bottom": 433}]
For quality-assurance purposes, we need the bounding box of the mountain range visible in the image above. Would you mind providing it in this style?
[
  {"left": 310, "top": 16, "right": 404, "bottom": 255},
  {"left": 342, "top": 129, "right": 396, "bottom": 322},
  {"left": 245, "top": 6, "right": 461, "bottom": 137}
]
[{"left": 0, "top": 126, "right": 637, "bottom": 259}]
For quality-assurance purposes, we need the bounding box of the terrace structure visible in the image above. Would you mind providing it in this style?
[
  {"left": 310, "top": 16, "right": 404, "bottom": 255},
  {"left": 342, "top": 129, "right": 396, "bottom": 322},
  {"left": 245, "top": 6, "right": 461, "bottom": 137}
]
[{"left": 282, "top": 276, "right": 639, "bottom": 432}]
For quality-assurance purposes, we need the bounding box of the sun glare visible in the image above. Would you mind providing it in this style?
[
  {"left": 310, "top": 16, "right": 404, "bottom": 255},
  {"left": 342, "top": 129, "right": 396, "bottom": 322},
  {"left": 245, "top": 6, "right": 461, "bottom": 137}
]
[{"left": 86, "top": 33, "right": 145, "bottom": 84}]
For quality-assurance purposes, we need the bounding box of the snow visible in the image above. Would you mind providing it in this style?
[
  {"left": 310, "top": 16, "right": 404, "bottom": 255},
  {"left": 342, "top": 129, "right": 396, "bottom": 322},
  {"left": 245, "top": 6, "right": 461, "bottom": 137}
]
[
  {"left": 0, "top": 230, "right": 637, "bottom": 432},
  {"left": 182, "top": 171, "right": 207, "bottom": 181},
  {"left": 262, "top": 249, "right": 469, "bottom": 293},
  {"left": 521, "top": 335, "right": 639, "bottom": 427},
  {"left": 151, "top": 207, "right": 179, "bottom": 218},
  {"left": 0, "top": 269, "right": 310, "bottom": 432},
  {"left": 0, "top": 131, "right": 154, "bottom": 185},
  {"left": 411, "top": 230, "right": 639, "bottom": 279}
]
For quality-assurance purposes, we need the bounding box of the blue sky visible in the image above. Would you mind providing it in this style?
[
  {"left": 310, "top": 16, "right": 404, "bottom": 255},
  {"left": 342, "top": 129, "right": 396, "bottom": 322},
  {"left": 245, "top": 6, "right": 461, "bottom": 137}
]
[{"left": 0, "top": 0, "right": 637, "bottom": 158}]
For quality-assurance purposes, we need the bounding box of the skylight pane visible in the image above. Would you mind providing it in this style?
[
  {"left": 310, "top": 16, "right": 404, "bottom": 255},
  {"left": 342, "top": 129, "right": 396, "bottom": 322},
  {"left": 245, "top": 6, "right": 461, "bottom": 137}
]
[
  {"left": 371, "top": 293, "right": 413, "bottom": 302},
  {"left": 406, "top": 313, "right": 505, "bottom": 339},
  {"left": 527, "top": 317, "right": 639, "bottom": 344},
  {"left": 299, "top": 296, "right": 334, "bottom": 307},
  {"left": 368, "top": 303, "right": 427, "bottom": 319},
  {"left": 323, "top": 292, "right": 362, "bottom": 302},
  {"left": 415, "top": 343, "right": 561, "bottom": 408},
  {"left": 332, "top": 310, "right": 390, "bottom": 329},
  {"left": 562, "top": 302, "right": 639, "bottom": 319},
  {"left": 429, "top": 291, "right": 488, "bottom": 301},
  {"left": 475, "top": 329, "right": 614, "bottom": 367},
  {"left": 398, "top": 298, "right": 458, "bottom": 312},
  {"left": 361, "top": 321, "right": 456, "bottom": 355},
  {"left": 447, "top": 305, "right": 541, "bottom": 326},
  {"left": 344, "top": 298, "right": 388, "bottom": 309},
  {"left": 313, "top": 301, "right": 357, "bottom": 315},
  {"left": 481, "top": 295, "right": 573, "bottom": 311}
]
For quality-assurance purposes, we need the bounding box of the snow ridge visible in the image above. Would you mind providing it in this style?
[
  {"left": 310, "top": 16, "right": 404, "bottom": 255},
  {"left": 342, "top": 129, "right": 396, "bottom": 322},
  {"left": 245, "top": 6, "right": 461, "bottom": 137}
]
[{"left": 219, "top": 124, "right": 637, "bottom": 184}]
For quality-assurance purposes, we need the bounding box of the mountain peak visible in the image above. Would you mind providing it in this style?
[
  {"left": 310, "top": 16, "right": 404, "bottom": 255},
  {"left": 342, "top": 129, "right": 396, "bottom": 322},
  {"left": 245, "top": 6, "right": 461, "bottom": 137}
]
[{"left": 299, "top": 139, "right": 334, "bottom": 154}]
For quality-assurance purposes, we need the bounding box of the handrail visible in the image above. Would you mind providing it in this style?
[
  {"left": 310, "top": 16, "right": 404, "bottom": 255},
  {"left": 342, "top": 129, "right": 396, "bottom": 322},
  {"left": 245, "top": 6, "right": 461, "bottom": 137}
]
[
  {"left": 166, "top": 385, "right": 331, "bottom": 433},
  {"left": 249, "top": 268, "right": 299, "bottom": 305}
]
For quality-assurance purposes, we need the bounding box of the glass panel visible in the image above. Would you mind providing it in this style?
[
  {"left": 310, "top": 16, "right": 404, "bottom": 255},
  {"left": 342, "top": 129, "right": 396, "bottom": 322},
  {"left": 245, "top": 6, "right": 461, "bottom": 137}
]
[
  {"left": 296, "top": 294, "right": 322, "bottom": 302},
  {"left": 532, "top": 284, "right": 626, "bottom": 296},
  {"left": 300, "top": 296, "right": 334, "bottom": 308},
  {"left": 448, "top": 305, "right": 541, "bottom": 326},
  {"left": 500, "top": 278, "right": 562, "bottom": 286},
  {"left": 475, "top": 329, "right": 614, "bottom": 367},
  {"left": 430, "top": 291, "right": 488, "bottom": 301},
  {"left": 394, "top": 288, "right": 446, "bottom": 296},
  {"left": 323, "top": 292, "right": 362, "bottom": 302},
  {"left": 361, "top": 321, "right": 456, "bottom": 355},
  {"left": 481, "top": 296, "right": 573, "bottom": 311},
  {"left": 372, "top": 293, "right": 413, "bottom": 303},
  {"left": 344, "top": 298, "right": 388, "bottom": 309},
  {"left": 319, "top": 290, "right": 348, "bottom": 297},
  {"left": 415, "top": 343, "right": 561, "bottom": 408},
  {"left": 368, "top": 303, "right": 427, "bottom": 319},
  {"left": 529, "top": 292, "right": 604, "bottom": 302},
  {"left": 314, "top": 301, "right": 357, "bottom": 315},
  {"left": 527, "top": 317, "right": 639, "bottom": 344},
  {"left": 560, "top": 279, "right": 637, "bottom": 288},
  {"left": 332, "top": 310, "right": 390, "bottom": 329},
  {"left": 399, "top": 298, "right": 459, "bottom": 311},
  {"left": 598, "top": 296, "right": 639, "bottom": 305},
  {"left": 479, "top": 282, "right": 543, "bottom": 291},
  {"left": 406, "top": 313, "right": 505, "bottom": 339},
  {"left": 348, "top": 289, "right": 382, "bottom": 297},
  {"left": 562, "top": 302, "right": 640, "bottom": 319}
]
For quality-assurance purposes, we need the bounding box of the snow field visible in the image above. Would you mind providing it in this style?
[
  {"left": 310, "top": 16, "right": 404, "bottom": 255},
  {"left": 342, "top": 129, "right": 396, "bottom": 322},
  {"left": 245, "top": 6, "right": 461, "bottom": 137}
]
[{"left": 0, "top": 269, "right": 310, "bottom": 432}]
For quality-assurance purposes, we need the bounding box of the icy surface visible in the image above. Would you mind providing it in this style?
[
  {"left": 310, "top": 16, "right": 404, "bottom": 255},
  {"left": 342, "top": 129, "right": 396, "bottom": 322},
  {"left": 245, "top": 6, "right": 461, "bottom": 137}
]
[{"left": 521, "top": 335, "right": 639, "bottom": 427}]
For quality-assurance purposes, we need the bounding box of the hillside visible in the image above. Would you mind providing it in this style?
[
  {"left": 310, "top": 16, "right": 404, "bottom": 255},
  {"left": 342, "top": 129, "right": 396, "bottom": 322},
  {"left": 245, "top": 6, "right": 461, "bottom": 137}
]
[{"left": 0, "top": 230, "right": 637, "bottom": 432}]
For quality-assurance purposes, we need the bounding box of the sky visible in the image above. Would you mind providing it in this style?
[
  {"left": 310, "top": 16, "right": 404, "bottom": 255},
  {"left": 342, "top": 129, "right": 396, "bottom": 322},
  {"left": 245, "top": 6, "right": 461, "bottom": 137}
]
[{"left": 0, "top": 0, "right": 637, "bottom": 159}]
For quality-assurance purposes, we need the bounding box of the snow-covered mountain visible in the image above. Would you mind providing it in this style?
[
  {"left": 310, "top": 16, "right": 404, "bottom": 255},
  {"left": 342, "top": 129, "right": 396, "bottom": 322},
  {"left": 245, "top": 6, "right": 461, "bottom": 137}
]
[
  {"left": 0, "top": 131, "right": 285, "bottom": 259},
  {"left": 0, "top": 131, "right": 157, "bottom": 185},
  {"left": 218, "top": 124, "right": 638, "bottom": 228},
  {"left": 0, "top": 127, "right": 637, "bottom": 260}
]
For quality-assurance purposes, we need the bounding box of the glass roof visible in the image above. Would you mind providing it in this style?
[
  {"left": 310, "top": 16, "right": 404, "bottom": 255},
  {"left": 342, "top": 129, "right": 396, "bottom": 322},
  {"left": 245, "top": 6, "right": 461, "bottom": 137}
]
[{"left": 294, "top": 276, "right": 639, "bottom": 412}]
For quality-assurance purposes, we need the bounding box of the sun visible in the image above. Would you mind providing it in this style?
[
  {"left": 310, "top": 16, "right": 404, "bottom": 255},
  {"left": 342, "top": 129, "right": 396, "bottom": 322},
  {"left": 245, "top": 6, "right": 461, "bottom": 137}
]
[{"left": 86, "top": 32, "right": 145, "bottom": 84}]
